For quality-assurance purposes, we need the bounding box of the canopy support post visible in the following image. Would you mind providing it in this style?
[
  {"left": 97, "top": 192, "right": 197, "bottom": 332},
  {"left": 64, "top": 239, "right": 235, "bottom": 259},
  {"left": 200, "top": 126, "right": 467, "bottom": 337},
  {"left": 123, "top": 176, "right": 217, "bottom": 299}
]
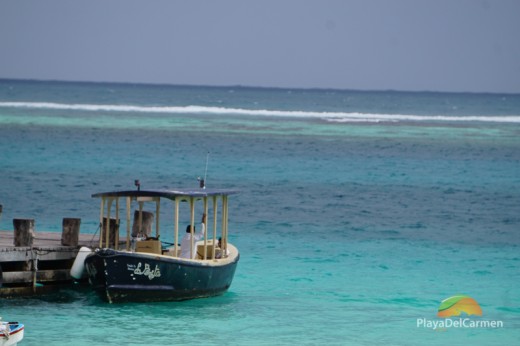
[
  {"left": 203, "top": 197, "right": 208, "bottom": 260},
  {"left": 174, "top": 197, "right": 180, "bottom": 257},
  {"left": 115, "top": 198, "right": 120, "bottom": 249},
  {"left": 156, "top": 198, "right": 161, "bottom": 239},
  {"left": 99, "top": 198, "right": 104, "bottom": 248},
  {"left": 222, "top": 195, "right": 228, "bottom": 255},
  {"left": 126, "top": 197, "right": 131, "bottom": 251},
  {"left": 105, "top": 198, "right": 113, "bottom": 248},
  {"left": 189, "top": 197, "right": 195, "bottom": 259},
  {"left": 212, "top": 196, "right": 218, "bottom": 260}
]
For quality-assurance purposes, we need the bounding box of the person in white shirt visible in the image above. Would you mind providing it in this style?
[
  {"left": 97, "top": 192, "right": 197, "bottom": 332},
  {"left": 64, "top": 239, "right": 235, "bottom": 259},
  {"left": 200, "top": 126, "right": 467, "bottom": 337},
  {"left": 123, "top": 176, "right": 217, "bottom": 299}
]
[{"left": 180, "top": 213, "right": 206, "bottom": 259}]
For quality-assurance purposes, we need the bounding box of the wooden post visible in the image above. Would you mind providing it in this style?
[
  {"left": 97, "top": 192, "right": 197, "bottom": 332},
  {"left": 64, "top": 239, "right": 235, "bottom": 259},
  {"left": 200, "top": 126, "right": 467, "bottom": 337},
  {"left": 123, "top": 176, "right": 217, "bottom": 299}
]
[
  {"left": 138, "top": 201, "right": 143, "bottom": 236},
  {"left": 61, "top": 218, "right": 81, "bottom": 246},
  {"left": 101, "top": 217, "right": 119, "bottom": 248},
  {"left": 13, "top": 218, "right": 35, "bottom": 247},
  {"left": 131, "top": 210, "right": 154, "bottom": 238}
]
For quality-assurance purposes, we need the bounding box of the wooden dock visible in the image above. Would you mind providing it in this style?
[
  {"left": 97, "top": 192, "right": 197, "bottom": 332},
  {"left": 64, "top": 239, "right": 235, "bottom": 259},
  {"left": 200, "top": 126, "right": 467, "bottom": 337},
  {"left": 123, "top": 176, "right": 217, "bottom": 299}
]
[{"left": 0, "top": 230, "right": 100, "bottom": 297}]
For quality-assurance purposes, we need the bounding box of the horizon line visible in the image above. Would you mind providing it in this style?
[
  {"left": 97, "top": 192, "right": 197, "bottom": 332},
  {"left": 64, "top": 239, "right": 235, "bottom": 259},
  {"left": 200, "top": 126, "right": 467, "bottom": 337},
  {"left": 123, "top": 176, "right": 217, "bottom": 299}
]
[{"left": 1, "top": 77, "right": 519, "bottom": 97}]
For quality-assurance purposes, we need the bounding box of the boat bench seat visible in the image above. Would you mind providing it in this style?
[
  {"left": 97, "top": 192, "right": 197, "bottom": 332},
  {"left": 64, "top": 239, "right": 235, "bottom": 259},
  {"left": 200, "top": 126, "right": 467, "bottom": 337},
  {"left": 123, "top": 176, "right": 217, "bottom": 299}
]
[
  {"left": 135, "top": 239, "right": 162, "bottom": 254},
  {"left": 197, "top": 243, "right": 216, "bottom": 259}
]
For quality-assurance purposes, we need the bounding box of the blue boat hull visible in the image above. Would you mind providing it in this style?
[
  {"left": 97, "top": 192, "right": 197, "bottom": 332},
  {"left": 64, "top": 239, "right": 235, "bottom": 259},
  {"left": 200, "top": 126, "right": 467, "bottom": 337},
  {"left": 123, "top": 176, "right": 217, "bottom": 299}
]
[{"left": 84, "top": 248, "right": 239, "bottom": 303}]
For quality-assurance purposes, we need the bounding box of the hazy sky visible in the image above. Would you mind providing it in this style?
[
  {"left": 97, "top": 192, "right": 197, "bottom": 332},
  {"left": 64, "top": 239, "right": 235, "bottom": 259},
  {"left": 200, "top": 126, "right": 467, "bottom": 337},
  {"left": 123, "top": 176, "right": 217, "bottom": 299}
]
[{"left": 1, "top": 0, "right": 519, "bottom": 93}]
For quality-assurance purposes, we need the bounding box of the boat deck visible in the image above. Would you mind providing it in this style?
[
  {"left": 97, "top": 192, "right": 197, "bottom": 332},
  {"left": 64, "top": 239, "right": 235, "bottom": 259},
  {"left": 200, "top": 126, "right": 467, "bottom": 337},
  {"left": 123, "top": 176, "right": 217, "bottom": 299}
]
[{"left": 0, "top": 230, "right": 98, "bottom": 249}]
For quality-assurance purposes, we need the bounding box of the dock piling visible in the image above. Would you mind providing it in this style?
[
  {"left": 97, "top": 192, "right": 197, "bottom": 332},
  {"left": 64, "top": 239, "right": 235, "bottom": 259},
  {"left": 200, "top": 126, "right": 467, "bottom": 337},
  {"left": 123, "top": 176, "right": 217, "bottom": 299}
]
[
  {"left": 13, "top": 219, "right": 35, "bottom": 247},
  {"left": 101, "top": 217, "right": 119, "bottom": 248},
  {"left": 61, "top": 218, "right": 81, "bottom": 246},
  {"left": 131, "top": 210, "right": 153, "bottom": 238}
]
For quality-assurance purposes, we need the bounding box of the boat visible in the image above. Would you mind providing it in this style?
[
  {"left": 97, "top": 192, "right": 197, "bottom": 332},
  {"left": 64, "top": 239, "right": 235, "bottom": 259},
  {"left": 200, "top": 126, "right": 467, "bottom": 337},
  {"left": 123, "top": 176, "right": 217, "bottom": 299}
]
[
  {"left": 0, "top": 320, "right": 24, "bottom": 346},
  {"left": 79, "top": 184, "right": 240, "bottom": 303}
]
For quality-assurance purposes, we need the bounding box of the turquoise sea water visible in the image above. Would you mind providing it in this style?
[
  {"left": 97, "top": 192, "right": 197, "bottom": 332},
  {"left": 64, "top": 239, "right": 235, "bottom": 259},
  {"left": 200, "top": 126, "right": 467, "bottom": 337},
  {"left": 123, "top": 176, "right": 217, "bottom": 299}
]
[{"left": 0, "top": 80, "right": 519, "bottom": 345}]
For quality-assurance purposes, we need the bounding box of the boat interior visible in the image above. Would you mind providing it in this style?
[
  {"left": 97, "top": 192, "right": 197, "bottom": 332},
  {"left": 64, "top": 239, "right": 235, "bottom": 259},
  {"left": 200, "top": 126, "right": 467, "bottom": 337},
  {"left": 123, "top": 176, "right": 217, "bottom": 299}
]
[{"left": 94, "top": 188, "right": 237, "bottom": 263}]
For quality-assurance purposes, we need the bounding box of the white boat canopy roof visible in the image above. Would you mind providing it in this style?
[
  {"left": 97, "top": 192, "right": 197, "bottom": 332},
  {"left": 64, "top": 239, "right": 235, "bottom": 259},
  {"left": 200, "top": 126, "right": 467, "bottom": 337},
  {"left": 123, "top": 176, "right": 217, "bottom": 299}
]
[{"left": 92, "top": 188, "right": 239, "bottom": 200}]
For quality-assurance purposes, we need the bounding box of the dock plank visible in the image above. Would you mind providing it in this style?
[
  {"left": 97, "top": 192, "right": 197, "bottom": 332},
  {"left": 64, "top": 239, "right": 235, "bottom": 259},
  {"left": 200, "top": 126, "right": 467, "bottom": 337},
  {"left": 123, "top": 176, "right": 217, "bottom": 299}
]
[
  {"left": 0, "top": 230, "right": 99, "bottom": 248},
  {"left": 0, "top": 231, "right": 101, "bottom": 262}
]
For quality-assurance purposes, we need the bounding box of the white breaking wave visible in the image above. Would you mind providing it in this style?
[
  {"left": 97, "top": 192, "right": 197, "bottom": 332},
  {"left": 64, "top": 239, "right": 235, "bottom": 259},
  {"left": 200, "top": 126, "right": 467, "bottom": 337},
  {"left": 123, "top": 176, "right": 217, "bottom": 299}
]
[{"left": 1, "top": 101, "right": 520, "bottom": 123}]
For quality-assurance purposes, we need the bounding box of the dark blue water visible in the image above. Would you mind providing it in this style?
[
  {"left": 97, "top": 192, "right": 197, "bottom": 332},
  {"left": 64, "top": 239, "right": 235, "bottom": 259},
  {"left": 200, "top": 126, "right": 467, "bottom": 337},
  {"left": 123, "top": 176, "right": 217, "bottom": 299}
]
[{"left": 0, "top": 80, "right": 519, "bottom": 345}]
